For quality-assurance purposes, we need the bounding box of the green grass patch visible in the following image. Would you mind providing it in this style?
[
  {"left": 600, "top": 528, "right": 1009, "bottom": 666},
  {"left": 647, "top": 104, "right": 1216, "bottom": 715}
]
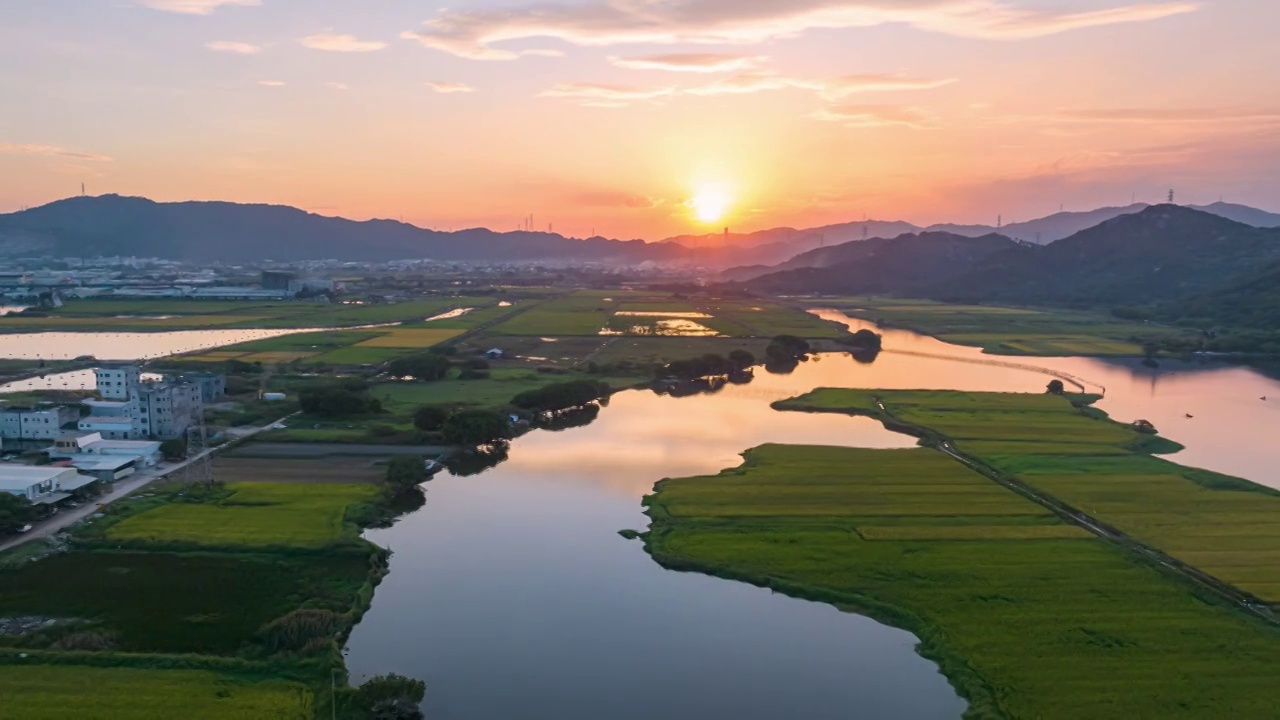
[{"left": 0, "top": 664, "right": 313, "bottom": 719}]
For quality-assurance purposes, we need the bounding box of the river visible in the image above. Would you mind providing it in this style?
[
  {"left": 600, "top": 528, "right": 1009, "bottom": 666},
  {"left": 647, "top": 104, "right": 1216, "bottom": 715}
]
[
  {"left": 0, "top": 327, "right": 330, "bottom": 361},
  {"left": 344, "top": 309, "right": 1280, "bottom": 719}
]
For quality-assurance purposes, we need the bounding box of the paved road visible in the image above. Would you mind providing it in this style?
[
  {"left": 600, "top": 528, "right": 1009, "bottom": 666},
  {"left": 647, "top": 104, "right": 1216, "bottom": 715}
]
[{"left": 0, "top": 413, "right": 294, "bottom": 554}]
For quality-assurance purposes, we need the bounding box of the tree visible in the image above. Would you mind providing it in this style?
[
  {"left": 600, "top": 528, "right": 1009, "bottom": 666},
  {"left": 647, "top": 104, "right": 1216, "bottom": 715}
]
[
  {"left": 386, "top": 353, "right": 451, "bottom": 381},
  {"left": 413, "top": 406, "right": 451, "bottom": 432},
  {"left": 1046, "top": 380, "right": 1065, "bottom": 395},
  {"left": 385, "top": 456, "right": 427, "bottom": 492},
  {"left": 727, "top": 349, "right": 756, "bottom": 370},
  {"left": 354, "top": 674, "right": 426, "bottom": 720},
  {"left": 159, "top": 438, "right": 187, "bottom": 461},
  {"left": 511, "top": 380, "right": 611, "bottom": 413},
  {"left": 844, "top": 329, "right": 883, "bottom": 351},
  {"left": 0, "top": 494, "right": 35, "bottom": 534},
  {"left": 442, "top": 409, "right": 512, "bottom": 446},
  {"left": 765, "top": 335, "right": 811, "bottom": 364}
]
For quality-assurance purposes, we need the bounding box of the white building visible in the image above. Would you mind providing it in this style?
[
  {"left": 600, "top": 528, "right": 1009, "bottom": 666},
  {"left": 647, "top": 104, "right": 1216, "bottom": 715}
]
[
  {"left": 0, "top": 466, "right": 97, "bottom": 505},
  {"left": 135, "top": 382, "right": 203, "bottom": 440},
  {"left": 95, "top": 366, "right": 141, "bottom": 401},
  {"left": 0, "top": 406, "right": 80, "bottom": 441},
  {"left": 51, "top": 432, "right": 161, "bottom": 467}
]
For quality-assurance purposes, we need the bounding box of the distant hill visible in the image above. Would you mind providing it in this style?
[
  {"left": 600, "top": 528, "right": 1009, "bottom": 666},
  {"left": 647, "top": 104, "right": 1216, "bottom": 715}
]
[
  {"left": 1188, "top": 201, "right": 1280, "bottom": 229},
  {"left": 929, "top": 204, "right": 1152, "bottom": 244},
  {"left": 747, "top": 232, "right": 1020, "bottom": 295},
  {"left": 0, "top": 195, "right": 701, "bottom": 265},
  {"left": 930, "top": 205, "right": 1280, "bottom": 305}
]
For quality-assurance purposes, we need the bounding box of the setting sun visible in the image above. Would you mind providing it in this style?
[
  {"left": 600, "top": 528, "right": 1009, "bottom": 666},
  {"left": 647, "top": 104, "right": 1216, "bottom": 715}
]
[{"left": 690, "top": 186, "right": 732, "bottom": 224}]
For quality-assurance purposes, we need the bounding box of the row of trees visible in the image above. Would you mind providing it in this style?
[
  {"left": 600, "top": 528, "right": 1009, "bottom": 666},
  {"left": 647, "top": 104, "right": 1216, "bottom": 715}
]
[{"left": 658, "top": 350, "right": 756, "bottom": 380}]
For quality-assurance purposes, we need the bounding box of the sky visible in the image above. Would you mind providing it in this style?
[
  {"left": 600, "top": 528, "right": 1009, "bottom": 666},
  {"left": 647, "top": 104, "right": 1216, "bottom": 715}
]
[{"left": 1, "top": 0, "right": 1278, "bottom": 240}]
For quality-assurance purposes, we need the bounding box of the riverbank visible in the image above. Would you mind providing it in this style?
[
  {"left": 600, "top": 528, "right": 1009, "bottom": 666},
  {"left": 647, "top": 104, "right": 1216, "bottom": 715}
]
[
  {"left": 808, "top": 298, "right": 1192, "bottom": 357},
  {"left": 641, "top": 438, "right": 1280, "bottom": 718},
  {"left": 776, "top": 389, "right": 1280, "bottom": 607}
]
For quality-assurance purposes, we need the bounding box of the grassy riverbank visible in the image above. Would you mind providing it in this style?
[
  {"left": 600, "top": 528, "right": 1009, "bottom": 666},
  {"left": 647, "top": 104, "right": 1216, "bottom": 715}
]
[
  {"left": 813, "top": 298, "right": 1192, "bottom": 356},
  {"left": 642, "top": 443, "right": 1280, "bottom": 718},
  {"left": 0, "top": 472, "right": 413, "bottom": 718},
  {"left": 777, "top": 389, "right": 1280, "bottom": 603}
]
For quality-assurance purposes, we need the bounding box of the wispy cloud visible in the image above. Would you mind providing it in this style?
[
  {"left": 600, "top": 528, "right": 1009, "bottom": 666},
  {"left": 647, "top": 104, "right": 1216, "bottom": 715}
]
[
  {"left": 0, "top": 142, "right": 112, "bottom": 162},
  {"left": 574, "top": 191, "right": 663, "bottom": 209},
  {"left": 300, "top": 33, "right": 388, "bottom": 53},
  {"left": 402, "top": 1, "right": 1197, "bottom": 60},
  {"left": 257, "top": 80, "right": 286, "bottom": 87},
  {"left": 426, "top": 82, "right": 477, "bottom": 94},
  {"left": 540, "top": 82, "right": 674, "bottom": 105},
  {"left": 813, "top": 104, "right": 934, "bottom": 128},
  {"left": 137, "top": 0, "right": 259, "bottom": 15},
  {"left": 609, "top": 53, "right": 764, "bottom": 73},
  {"left": 1052, "top": 107, "right": 1280, "bottom": 125},
  {"left": 205, "top": 40, "right": 261, "bottom": 54},
  {"left": 327, "top": 82, "right": 351, "bottom": 91}
]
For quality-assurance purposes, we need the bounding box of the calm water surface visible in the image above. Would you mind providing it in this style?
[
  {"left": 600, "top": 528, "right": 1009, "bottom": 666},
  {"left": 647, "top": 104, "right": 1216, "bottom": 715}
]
[
  {"left": 346, "top": 309, "right": 1280, "bottom": 720},
  {"left": 0, "top": 327, "right": 330, "bottom": 360}
]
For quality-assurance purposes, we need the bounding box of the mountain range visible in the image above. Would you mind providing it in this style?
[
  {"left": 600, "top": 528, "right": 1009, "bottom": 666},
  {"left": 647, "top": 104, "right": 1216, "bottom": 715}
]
[
  {"left": 742, "top": 205, "right": 1280, "bottom": 312},
  {"left": 2, "top": 194, "right": 1279, "bottom": 273}
]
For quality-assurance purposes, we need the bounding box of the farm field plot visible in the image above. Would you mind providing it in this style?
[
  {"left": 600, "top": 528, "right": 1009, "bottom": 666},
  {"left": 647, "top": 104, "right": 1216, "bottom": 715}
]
[
  {"left": 0, "top": 551, "right": 368, "bottom": 654},
  {"left": 645, "top": 443, "right": 1280, "bottom": 719},
  {"left": 106, "top": 482, "right": 378, "bottom": 548},
  {"left": 0, "top": 665, "right": 313, "bottom": 720},
  {"left": 777, "top": 388, "right": 1280, "bottom": 603},
  {"left": 699, "top": 299, "right": 850, "bottom": 339},
  {"left": 355, "top": 328, "right": 463, "bottom": 348},
  {"left": 487, "top": 291, "right": 618, "bottom": 336},
  {"left": 212, "top": 456, "right": 385, "bottom": 484},
  {"left": 815, "top": 297, "right": 1185, "bottom": 356}
]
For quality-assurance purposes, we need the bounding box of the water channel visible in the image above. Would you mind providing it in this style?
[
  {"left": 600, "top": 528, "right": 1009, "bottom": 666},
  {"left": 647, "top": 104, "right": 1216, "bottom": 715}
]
[{"left": 344, "top": 309, "right": 1280, "bottom": 719}]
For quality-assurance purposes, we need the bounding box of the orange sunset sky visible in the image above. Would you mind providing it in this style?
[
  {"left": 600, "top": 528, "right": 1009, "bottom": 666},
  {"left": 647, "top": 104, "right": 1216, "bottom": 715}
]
[{"left": 1, "top": 0, "right": 1277, "bottom": 239}]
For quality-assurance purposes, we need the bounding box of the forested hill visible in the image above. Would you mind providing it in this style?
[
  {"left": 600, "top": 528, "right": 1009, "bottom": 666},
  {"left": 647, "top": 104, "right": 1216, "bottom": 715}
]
[
  {"left": 929, "top": 205, "right": 1280, "bottom": 305},
  {"left": 0, "top": 195, "right": 694, "bottom": 264},
  {"left": 746, "top": 232, "right": 1020, "bottom": 294}
]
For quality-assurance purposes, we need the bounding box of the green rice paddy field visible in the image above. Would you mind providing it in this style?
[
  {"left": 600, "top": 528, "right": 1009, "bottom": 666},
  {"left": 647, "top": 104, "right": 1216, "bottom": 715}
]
[
  {"left": 816, "top": 298, "right": 1188, "bottom": 356},
  {"left": 0, "top": 665, "right": 312, "bottom": 720},
  {"left": 104, "top": 483, "right": 379, "bottom": 549},
  {"left": 644, "top": 443, "right": 1280, "bottom": 719},
  {"left": 777, "top": 389, "right": 1280, "bottom": 603}
]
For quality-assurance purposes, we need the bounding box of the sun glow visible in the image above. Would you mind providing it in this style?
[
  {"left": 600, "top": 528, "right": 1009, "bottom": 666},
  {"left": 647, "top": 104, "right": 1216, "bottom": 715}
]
[{"left": 690, "top": 185, "right": 732, "bottom": 224}]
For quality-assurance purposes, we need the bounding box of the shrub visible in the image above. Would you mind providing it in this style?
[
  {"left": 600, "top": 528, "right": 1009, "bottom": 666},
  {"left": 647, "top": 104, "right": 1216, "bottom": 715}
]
[{"left": 258, "top": 608, "right": 346, "bottom": 653}]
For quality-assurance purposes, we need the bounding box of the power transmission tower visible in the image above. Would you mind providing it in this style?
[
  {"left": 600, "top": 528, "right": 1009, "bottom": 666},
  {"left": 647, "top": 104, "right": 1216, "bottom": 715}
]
[
  {"left": 180, "top": 420, "right": 214, "bottom": 486},
  {"left": 1168, "top": 189, "right": 1175, "bottom": 204}
]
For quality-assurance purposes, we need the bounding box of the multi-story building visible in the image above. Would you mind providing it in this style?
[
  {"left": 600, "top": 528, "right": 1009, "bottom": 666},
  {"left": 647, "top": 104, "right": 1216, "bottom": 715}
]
[
  {"left": 0, "top": 406, "right": 80, "bottom": 440},
  {"left": 134, "top": 382, "right": 203, "bottom": 440},
  {"left": 170, "top": 372, "right": 227, "bottom": 403},
  {"left": 95, "top": 365, "right": 142, "bottom": 401},
  {"left": 90, "top": 366, "right": 206, "bottom": 440}
]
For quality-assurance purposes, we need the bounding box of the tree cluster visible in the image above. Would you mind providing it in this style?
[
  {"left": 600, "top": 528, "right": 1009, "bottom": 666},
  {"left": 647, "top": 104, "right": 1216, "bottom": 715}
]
[
  {"left": 386, "top": 353, "right": 451, "bottom": 381},
  {"left": 441, "top": 409, "right": 512, "bottom": 446},
  {"left": 353, "top": 674, "right": 426, "bottom": 720},
  {"left": 765, "top": 335, "right": 811, "bottom": 364},
  {"left": 298, "top": 379, "right": 381, "bottom": 419},
  {"left": 511, "top": 380, "right": 612, "bottom": 413},
  {"left": 840, "top": 329, "right": 883, "bottom": 351},
  {"left": 384, "top": 455, "right": 428, "bottom": 493}
]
